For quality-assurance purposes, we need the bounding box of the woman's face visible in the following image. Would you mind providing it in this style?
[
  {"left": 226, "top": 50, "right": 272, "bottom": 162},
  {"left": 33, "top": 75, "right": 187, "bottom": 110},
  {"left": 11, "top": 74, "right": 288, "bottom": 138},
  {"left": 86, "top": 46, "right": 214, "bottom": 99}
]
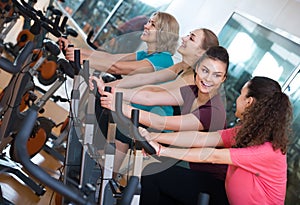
[
  {"left": 140, "top": 15, "right": 158, "bottom": 44},
  {"left": 178, "top": 29, "right": 205, "bottom": 60},
  {"left": 235, "top": 82, "right": 252, "bottom": 119},
  {"left": 194, "top": 58, "right": 227, "bottom": 95}
]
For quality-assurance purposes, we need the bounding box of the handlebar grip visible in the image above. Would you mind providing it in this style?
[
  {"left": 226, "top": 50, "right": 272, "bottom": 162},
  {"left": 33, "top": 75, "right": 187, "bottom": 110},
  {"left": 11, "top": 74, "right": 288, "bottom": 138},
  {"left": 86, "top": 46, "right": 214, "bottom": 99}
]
[
  {"left": 67, "top": 46, "right": 80, "bottom": 75},
  {"left": 115, "top": 92, "right": 131, "bottom": 127},
  {"left": 53, "top": 15, "right": 61, "bottom": 30},
  {"left": 115, "top": 92, "right": 156, "bottom": 154},
  {"left": 131, "top": 109, "right": 156, "bottom": 155},
  {"left": 86, "top": 29, "right": 98, "bottom": 50},
  {"left": 73, "top": 49, "right": 81, "bottom": 75},
  {"left": 104, "top": 86, "right": 111, "bottom": 93},
  {"left": 91, "top": 70, "right": 101, "bottom": 96},
  {"left": 57, "top": 58, "right": 74, "bottom": 78},
  {"left": 59, "top": 16, "right": 68, "bottom": 33}
]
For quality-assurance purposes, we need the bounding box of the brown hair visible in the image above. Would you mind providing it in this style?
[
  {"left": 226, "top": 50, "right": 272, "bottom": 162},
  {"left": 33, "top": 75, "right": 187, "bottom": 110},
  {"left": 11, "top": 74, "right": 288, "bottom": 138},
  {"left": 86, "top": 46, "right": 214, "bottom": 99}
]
[
  {"left": 234, "top": 76, "right": 293, "bottom": 153},
  {"left": 193, "top": 46, "right": 229, "bottom": 77},
  {"left": 199, "top": 28, "right": 219, "bottom": 50}
]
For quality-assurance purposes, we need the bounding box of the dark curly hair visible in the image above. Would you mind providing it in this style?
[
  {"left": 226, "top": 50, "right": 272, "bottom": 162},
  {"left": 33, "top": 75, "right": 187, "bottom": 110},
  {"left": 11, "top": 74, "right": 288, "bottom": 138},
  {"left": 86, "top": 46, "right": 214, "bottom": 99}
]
[{"left": 234, "top": 76, "right": 293, "bottom": 154}]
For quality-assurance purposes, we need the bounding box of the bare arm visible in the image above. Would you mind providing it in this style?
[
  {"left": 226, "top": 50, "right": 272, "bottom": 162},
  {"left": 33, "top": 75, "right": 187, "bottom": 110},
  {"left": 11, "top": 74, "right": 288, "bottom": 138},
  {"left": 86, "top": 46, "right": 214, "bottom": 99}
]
[
  {"left": 115, "top": 67, "right": 176, "bottom": 88},
  {"left": 62, "top": 42, "right": 148, "bottom": 74},
  {"left": 116, "top": 86, "right": 184, "bottom": 106},
  {"left": 99, "top": 88, "right": 203, "bottom": 131},
  {"left": 79, "top": 49, "right": 139, "bottom": 74},
  {"left": 105, "top": 79, "right": 121, "bottom": 87},
  {"left": 122, "top": 105, "right": 203, "bottom": 131},
  {"left": 59, "top": 38, "right": 128, "bottom": 67},
  {"left": 159, "top": 147, "right": 232, "bottom": 165},
  {"left": 114, "top": 62, "right": 189, "bottom": 88},
  {"left": 138, "top": 128, "right": 232, "bottom": 164},
  {"left": 143, "top": 130, "right": 224, "bottom": 148},
  {"left": 136, "top": 72, "right": 195, "bottom": 92},
  {"left": 108, "top": 59, "right": 154, "bottom": 75}
]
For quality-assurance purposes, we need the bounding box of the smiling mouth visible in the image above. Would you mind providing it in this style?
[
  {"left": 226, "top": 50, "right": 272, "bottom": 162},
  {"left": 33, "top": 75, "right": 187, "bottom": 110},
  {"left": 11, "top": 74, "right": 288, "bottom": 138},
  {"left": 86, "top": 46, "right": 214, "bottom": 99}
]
[
  {"left": 201, "top": 81, "right": 212, "bottom": 87},
  {"left": 180, "top": 42, "right": 186, "bottom": 48},
  {"left": 142, "top": 30, "right": 149, "bottom": 36}
]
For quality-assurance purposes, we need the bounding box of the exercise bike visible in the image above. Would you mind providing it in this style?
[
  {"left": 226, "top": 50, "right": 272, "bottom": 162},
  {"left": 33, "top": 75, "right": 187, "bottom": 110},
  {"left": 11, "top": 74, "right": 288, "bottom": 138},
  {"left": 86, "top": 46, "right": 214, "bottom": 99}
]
[{"left": 11, "top": 70, "right": 156, "bottom": 205}]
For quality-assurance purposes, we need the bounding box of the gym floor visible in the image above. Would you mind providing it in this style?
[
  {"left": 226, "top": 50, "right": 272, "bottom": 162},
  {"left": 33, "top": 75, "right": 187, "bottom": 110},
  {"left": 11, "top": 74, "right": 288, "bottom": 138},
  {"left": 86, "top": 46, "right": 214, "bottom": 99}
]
[{"left": 0, "top": 150, "right": 63, "bottom": 205}]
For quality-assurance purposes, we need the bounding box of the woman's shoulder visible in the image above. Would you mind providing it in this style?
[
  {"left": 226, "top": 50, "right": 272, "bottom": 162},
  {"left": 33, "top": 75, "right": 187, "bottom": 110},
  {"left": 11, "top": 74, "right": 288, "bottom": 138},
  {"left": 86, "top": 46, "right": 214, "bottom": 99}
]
[
  {"left": 180, "top": 85, "right": 198, "bottom": 99},
  {"left": 153, "top": 51, "right": 172, "bottom": 57},
  {"left": 169, "top": 62, "right": 192, "bottom": 74}
]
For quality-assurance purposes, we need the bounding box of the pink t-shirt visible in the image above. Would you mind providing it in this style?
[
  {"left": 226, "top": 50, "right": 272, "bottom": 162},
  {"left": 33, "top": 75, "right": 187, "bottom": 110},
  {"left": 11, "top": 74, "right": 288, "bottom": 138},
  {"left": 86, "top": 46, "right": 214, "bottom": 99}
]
[{"left": 219, "top": 128, "right": 287, "bottom": 205}]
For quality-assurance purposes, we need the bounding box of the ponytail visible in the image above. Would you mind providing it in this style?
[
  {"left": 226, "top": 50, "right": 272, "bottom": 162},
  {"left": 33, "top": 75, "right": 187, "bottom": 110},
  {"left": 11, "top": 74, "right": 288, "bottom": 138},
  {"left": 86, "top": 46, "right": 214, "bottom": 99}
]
[{"left": 235, "top": 77, "right": 293, "bottom": 153}]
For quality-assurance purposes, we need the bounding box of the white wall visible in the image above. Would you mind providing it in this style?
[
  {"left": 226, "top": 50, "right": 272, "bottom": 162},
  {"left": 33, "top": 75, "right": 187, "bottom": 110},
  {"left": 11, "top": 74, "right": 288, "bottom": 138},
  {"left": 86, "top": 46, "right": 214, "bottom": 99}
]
[{"left": 165, "top": 0, "right": 300, "bottom": 43}]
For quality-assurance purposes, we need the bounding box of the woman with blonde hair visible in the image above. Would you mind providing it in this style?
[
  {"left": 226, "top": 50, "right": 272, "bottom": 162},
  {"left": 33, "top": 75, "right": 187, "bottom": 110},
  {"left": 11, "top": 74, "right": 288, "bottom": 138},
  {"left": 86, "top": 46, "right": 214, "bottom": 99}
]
[{"left": 60, "top": 11, "right": 180, "bottom": 75}]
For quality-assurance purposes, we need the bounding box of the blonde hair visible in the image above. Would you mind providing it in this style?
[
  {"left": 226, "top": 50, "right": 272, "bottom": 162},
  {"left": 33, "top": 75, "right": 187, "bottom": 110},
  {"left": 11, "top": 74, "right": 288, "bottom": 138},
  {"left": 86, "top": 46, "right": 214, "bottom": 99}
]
[{"left": 151, "top": 12, "right": 179, "bottom": 55}]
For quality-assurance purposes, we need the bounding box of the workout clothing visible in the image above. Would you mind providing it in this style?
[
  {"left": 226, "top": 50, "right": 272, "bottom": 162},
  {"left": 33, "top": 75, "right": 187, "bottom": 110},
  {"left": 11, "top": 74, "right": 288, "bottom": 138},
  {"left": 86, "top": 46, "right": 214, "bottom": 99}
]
[
  {"left": 117, "top": 50, "right": 175, "bottom": 145},
  {"left": 140, "top": 85, "right": 229, "bottom": 205},
  {"left": 136, "top": 50, "right": 174, "bottom": 71},
  {"left": 180, "top": 85, "right": 227, "bottom": 180},
  {"left": 220, "top": 127, "right": 287, "bottom": 205},
  {"left": 140, "top": 163, "right": 229, "bottom": 205},
  {"left": 132, "top": 50, "right": 174, "bottom": 117},
  {"left": 180, "top": 85, "right": 226, "bottom": 132}
]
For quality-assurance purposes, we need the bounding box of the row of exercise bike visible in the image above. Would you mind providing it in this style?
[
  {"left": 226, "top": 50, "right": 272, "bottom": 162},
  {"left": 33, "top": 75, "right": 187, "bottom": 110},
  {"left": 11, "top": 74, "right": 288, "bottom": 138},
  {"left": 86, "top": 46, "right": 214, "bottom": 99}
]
[
  {"left": 0, "top": 0, "right": 160, "bottom": 204},
  {"left": 0, "top": 0, "right": 210, "bottom": 204},
  {"left": 1, "top": 43, "right": 155, "bottom": 205}
]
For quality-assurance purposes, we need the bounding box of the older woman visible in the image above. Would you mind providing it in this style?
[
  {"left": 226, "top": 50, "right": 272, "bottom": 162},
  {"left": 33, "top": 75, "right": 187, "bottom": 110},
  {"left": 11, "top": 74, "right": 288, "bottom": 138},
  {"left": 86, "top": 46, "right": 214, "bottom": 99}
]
[{"left": 59, "top": 11, "right": 180, "bottom": 75}]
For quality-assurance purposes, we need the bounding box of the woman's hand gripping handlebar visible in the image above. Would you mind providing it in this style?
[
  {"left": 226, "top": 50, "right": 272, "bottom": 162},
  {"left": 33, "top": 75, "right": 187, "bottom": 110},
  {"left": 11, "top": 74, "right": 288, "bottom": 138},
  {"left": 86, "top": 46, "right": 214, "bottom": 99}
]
[{"left": 115, "top": 92, "right": 156, "bottom": 155}]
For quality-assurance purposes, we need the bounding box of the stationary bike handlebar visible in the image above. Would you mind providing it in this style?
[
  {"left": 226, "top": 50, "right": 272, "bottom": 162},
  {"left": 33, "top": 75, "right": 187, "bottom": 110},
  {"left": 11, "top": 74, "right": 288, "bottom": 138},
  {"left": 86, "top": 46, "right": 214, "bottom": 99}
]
[
  {"left": 130, "top": 109, "right": 156, "bottom": 155},
  {"left": 0, "top": 41, "right": 34, "bottom": 74},
  {"left": 115, "top": 92, "right": 156, "bottom": 155},
  {"left": 12, "top": 0, "right": 62, "bottom": 37},
  {"left": 14, "top": 107, "right": 96, "bottom": 205}
]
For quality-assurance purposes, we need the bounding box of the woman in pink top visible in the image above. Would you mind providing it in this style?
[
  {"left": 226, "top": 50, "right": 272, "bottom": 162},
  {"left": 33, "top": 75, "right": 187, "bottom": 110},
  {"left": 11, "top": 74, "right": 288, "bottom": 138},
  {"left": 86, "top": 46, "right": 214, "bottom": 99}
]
[{"left": 140, "top": 76, "right": 293, "bottom": 205}]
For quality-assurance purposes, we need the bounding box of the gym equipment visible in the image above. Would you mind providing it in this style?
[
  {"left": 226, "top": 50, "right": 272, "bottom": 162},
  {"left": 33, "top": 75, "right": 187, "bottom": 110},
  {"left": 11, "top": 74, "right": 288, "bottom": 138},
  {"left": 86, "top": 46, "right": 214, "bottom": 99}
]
[
  {"left": 12, "top": 95, "right": 155, "bottom": 205},
  {"left": 0, "top": 41, "right": 45, "bottom": 196},
  {"left": 46, "top": 47, "right": 146, "bottom": 204},
  {"left": 116, "top": 94, "right": 211, "bottom": 205},
  {"left": 96, "top": 93, "right": 156, "bottom": 205},
  {"left": 0, "top": 39, "right": 74, "bottom": 192},
  {"left": 0, "top": 0, "right": 19, "bottom": 54},
  {"left": 14, "top": 106, "right": 96, "bottom": 205},
  {"left": 114, "top": 92, "right": 156, "bottom": 155},
  {"left": 60, "top": 49, "right": 103, "bottom": 204},
  {"left": 1, "top": 40, "right": 61, "bottom": 154},
  {"left": 4, "top": 0, "right": 76, "bottom": 162}
]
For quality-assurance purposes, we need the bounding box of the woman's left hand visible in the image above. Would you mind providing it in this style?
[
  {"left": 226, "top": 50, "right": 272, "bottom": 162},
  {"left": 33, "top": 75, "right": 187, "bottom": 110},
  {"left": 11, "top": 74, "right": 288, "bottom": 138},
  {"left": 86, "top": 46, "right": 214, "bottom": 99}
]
[
  {"left": 139, "top": 127, "right": 161, "bottom": 155},
  {"left": 100, "top": 88, "right": 115, "bottom": 111}
]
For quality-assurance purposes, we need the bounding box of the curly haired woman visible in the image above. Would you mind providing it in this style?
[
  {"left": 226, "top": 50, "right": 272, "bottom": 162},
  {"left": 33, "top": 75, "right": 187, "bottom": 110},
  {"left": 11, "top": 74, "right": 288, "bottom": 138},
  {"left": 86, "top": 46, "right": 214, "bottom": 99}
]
[{"left": 140, "top": 76, "right": 293, "bottom": 205}]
